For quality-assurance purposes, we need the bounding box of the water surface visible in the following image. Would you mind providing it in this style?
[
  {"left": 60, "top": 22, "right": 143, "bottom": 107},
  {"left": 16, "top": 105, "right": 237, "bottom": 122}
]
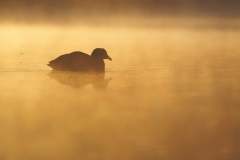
[{"left": 0, "top": 25, "right": 240, "bottom": 160}]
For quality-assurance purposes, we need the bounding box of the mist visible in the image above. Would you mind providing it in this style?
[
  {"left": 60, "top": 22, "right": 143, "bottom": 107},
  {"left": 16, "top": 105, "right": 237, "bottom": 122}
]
[
  {"left": 1, "top": 1, "right": 240, "bottom": 160},
  {"left": 1, "top": 0, "right": 240, "bottom": 26}
]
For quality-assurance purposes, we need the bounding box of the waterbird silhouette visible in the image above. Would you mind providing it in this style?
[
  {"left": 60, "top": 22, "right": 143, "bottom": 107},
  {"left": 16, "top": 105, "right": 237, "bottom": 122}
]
[{"left": 48, "top": 48, "right": 112, "bottom": 72}]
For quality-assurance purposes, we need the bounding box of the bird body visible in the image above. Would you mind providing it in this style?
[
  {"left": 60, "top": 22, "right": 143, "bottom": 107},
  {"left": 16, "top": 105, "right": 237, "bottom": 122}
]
[{"left": 48, "top": 48, "right": 111, "bottom": 72}]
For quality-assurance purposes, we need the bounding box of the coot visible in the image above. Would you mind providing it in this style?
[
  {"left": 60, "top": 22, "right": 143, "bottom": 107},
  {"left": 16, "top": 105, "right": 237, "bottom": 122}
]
[{"left": 48, "top": 48, "right": 112, "bottom": 72}]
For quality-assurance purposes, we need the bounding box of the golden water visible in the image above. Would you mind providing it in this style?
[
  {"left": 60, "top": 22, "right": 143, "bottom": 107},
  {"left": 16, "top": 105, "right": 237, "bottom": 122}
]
[{"left": 0, "top": 24, "right": 240, "bottom": 159}]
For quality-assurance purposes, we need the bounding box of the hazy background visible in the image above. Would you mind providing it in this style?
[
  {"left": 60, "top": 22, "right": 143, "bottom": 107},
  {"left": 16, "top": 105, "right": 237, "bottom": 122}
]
[{"left": 1, "top": 0, "right": 240, "bottom": 27}]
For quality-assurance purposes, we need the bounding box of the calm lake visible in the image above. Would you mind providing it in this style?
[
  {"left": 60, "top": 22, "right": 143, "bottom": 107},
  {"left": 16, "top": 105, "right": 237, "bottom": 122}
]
[{"left": 0, "top": 24, "right": 240, "bottom": 160}]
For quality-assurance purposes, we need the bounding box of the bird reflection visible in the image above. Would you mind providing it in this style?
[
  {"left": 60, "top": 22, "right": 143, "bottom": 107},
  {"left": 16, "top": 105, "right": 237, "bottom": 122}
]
[{"left": 48, "top": 71, "right": 111, "bottom": 90}]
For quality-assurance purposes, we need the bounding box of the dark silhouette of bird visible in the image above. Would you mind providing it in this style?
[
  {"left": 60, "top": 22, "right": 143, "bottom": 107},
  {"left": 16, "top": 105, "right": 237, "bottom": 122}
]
[{"left": 48, "top": 48, "right": 112, "bottom": 72}]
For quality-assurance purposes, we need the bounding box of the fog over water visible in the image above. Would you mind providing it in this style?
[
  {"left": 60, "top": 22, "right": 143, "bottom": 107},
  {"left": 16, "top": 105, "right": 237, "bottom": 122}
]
[
  {"left": 1, "top": 0, "right": 240, "bottom": 16},
  {"left": 1, "top": 0, "right": 240, "bottom": 24},
  {"left": 1, "top": 1, "right": 240, "bottom": 160}
]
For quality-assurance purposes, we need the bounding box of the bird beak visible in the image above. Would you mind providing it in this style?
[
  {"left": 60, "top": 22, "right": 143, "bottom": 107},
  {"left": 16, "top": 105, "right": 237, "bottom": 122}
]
[{"left": 107, "top": 56, "right": 112, "bottom": 61}]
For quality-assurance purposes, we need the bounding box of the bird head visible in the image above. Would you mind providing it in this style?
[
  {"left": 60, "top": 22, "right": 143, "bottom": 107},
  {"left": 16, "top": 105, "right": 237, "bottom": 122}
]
[{"left": 91, "top": 48, "right": 112, "bottom": 61}]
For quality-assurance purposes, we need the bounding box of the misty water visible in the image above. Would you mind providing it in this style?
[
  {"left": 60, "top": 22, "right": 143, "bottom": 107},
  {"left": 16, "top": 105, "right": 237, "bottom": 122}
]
[{"left": 0, "top": 24, "right": 240, "bottom": 160}]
